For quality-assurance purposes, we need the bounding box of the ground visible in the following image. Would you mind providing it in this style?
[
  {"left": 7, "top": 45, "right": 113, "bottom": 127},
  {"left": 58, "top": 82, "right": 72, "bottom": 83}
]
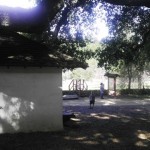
[{"left": 0, "top": 96, "right": 150, "bottom": 150}]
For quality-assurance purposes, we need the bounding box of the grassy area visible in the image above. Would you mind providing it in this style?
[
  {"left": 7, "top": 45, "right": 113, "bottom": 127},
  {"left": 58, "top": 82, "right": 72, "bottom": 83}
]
[{"left": 0, "top": 105, "right": 150, "bottom": 150}]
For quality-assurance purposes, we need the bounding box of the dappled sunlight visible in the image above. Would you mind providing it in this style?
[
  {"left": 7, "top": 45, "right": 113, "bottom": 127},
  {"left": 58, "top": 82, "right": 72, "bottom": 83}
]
[
  {"left": 94, "top": 132, "right": 120, "bottom": 143},
  {"left": 111, "top": 138, "right": 120, "bottom": 143},
  {"left": 100, "top": 100, "right": 116, "bottom": 106},
  {"left": 75, "top": 136, "right": 87, "bottom": 141},
  {"left": 135, "top": 141, "right": 149, "bottom": 147},
  {"left": 90, "top": 113, "right": 120, "bottom": 120},
  {"left": 82, "top": 140, "right": 99, "bottom": 145},
  {"left": 0, "top": 92, "right": 35, "bottom": 133},
  {"left": 64, "top": 136, "right": 72, "bottom": 140},
  {"left": 121, "top": 118, "right": 130, "bottom": 123},
  {"left": 71, "top": 118, "right": 81, "bottom": 122},
  {"left": 90, "top": 113, "right": 110, "bottom": 119},
  {"left": 62, "top": 99, "right": 150, "bottom": 149},
  {"left": 64, "top": 135, "right": 87, "bottom": 141},
  {"left": 136, "top": 130, "right": 150, "bottom": 140},
  {"left": 139, "top": 117, "right": 148, "bottom": 121},
  {"left": 134, "top": 109, "right": 143, "bottom": 112},
  {"left": 94, "top": 115, "right": 110, "bottom": 120},
  {"left": 94, "top": 133, "right": 102, "bottom": 137}
]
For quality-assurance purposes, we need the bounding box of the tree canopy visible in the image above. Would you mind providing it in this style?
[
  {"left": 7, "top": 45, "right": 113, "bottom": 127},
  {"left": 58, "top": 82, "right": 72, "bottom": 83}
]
[
  {"left": 0, "top": 0, "right": 150, "bottom": 69},
  {"left": 1, "top": 0, "right": 150, "bottom": 34}
]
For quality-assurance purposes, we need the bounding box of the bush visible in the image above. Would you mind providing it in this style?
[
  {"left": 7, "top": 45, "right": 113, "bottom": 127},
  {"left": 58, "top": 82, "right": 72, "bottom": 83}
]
[{"left": 63, "top": 90, "right": 108, "bottom": 97}]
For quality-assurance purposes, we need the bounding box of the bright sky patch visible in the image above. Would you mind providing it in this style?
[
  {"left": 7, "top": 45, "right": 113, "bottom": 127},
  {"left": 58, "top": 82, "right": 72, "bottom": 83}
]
[{"left": 0, "top": 0, "right": 36, "bottom": 8}]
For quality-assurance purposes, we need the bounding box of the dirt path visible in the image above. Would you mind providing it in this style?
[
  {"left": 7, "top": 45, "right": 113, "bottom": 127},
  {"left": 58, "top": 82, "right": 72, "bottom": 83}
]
[
  {"left": 63, "top": 97, "right": 150, "bottom": 149},
  {"left": 63, "top": 96, "right": 150, "bottom": 107}
]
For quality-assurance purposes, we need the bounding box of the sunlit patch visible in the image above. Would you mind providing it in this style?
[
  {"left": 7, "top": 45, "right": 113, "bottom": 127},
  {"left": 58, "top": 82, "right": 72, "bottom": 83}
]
[
  {"left": 135, "top": 141, "right": 148, "bottom": 147},
  {"left": 75, "top": 137, "right": 87, "bottom": 141},
  {"left": 82, "top": 140, "right": 99, "bottom": 145},
  {"left": 0, "top": 92, "right": 35, "bottom": 132},
  {"left": 136, "top": 130, "right": 150, "bottom": 141},
  {"left": 108, "top": 114, "right": 119, "bottom": 118},
  {"left": 71, "top": 118, "right": 81, "bottom": 121},
  {"left": 12, "top": 122, "right": 20, "bottom": 130},
  {"left": 111, "top": 138, "right": 120, "bottom": 143},
  {"left": 90, "top": 113, "right": 120, "bottom": 120},
  {"left": 100, "top": 100, "right": 116, "bottom": 106},
  {"left": 90, "top": 113, "right": 110, "bottom": 119},
  {"left": 139, "top": 118, "right": 147, "bottom": 121},
  {"left": 138, "top": 133, "right": 147, "bottom": 140},
  {"left": 90, "top": 113, "right": 97, "bottom": 116},
  {"left": 94, "top": 133, "right": 102, "bottom": 137},
  {"left": 95, "top": 116, "right": 110, "bottom": 120},
  {"left": 30, "top": 102, "right": 34, "bottom": 110},
  {"left": 12, "top": 112, "right": 20, "bottom": 120},
  {"left": 121, "top": 118, "right": 130, "bottom": 123},
  {"left": 135, "top": 109, "right": 142, "bottom": 112},
  {"left": 0, "top": 124, "right": 3, "bottom": 133},
  {"left": 11, "top": 97, "right": 19, "bottom": 103}
]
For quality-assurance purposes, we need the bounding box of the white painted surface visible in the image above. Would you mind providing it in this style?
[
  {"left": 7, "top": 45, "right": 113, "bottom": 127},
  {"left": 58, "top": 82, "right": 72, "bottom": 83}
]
[{"left": 0, "top": 67, "right": 63, "bottom": 133}]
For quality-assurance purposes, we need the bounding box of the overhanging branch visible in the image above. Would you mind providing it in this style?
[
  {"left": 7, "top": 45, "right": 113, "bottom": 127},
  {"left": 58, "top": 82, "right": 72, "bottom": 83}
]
[{"left": 102, "top": 0, "right": 150, "bottom": 7}]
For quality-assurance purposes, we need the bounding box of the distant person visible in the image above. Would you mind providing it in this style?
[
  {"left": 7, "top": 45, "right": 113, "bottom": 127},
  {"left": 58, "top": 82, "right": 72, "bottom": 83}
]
[
  {"left": 100, "top": 83, "right": 104, "bottom": 99},
  {"left": 89, "top": 91, "right": 95, "bottom": 109}
]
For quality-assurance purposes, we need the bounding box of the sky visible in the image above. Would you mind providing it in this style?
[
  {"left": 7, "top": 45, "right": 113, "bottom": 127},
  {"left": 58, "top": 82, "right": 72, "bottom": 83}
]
[{"left": 0, "top": 0, "right": 36, "bottom": 8}]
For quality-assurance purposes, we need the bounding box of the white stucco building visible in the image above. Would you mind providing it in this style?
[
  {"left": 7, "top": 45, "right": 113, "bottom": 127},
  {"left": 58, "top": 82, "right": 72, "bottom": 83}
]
[
  {"left": 0, "top": 29, "right": 87, "bottom": 134},
  {"left": 0, "top": 67, "right": 63, "bottom": 133}
]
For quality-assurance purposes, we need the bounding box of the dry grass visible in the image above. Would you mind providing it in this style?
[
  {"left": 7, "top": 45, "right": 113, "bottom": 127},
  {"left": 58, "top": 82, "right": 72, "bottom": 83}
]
[{"left": 0, "top": 105, "right": 150, "bottom": 150}]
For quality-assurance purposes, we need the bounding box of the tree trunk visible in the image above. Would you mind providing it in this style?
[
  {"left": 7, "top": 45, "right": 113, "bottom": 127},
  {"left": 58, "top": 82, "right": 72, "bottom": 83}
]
[
  {"left": 127, "top": 65, "right": 132, "bottom": 90},
  {"left": 138, "top": 72, "right": 142, "bottom": 89}
]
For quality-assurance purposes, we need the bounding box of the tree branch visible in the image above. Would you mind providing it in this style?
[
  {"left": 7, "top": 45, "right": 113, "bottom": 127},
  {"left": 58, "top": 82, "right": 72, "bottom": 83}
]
[{"left": 102, "top": 0, "right": 150, "bottom": 7}]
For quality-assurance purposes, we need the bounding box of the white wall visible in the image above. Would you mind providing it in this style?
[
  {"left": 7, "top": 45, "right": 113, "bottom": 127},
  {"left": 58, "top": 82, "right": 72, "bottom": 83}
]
[{"left": 0, "top": 67, "right": 63, "bottom": 133}]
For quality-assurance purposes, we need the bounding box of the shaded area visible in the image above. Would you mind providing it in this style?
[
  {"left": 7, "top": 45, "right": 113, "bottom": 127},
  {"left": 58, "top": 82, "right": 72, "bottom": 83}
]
[
  {"left": 0, "top": 104, "right": 150, "bottom": 149},
  {"left": 0, "top": 28, "right": 87, "bottom": 69}
]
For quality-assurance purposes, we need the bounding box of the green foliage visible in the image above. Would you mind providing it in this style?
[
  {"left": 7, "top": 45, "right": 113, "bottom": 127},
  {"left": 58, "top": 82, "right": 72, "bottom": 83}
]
[
  {"left": 71, "top": 68, "right": 93, "bottom": 80},
  {"left": 69, "top": 58, "right": 98, "bottom": 80},
  {"left": 94, "top": 5, "right": 150, "bottom": 72},
  {"left": 6, "top": 0, "right": 150, "bottom": 70}
]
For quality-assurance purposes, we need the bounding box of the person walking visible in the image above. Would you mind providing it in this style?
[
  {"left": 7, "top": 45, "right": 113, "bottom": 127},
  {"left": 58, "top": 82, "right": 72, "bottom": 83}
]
[{"left": 100, "top": 83, "right": 104, "bottom": 99}]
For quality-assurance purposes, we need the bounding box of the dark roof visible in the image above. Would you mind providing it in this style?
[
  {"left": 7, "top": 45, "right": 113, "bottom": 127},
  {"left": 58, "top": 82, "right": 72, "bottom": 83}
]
[
  {"left": 104, "top": 72, "right": 120, "bottom": 78},
  {"left": 0, "top": 29, "right": 87, "bottom": 69}
]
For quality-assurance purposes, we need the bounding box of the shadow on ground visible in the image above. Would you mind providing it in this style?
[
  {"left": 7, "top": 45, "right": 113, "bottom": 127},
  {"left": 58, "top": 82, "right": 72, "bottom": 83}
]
[{"left": 0, "top": 105, "right": 150, "bottom": 150}]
